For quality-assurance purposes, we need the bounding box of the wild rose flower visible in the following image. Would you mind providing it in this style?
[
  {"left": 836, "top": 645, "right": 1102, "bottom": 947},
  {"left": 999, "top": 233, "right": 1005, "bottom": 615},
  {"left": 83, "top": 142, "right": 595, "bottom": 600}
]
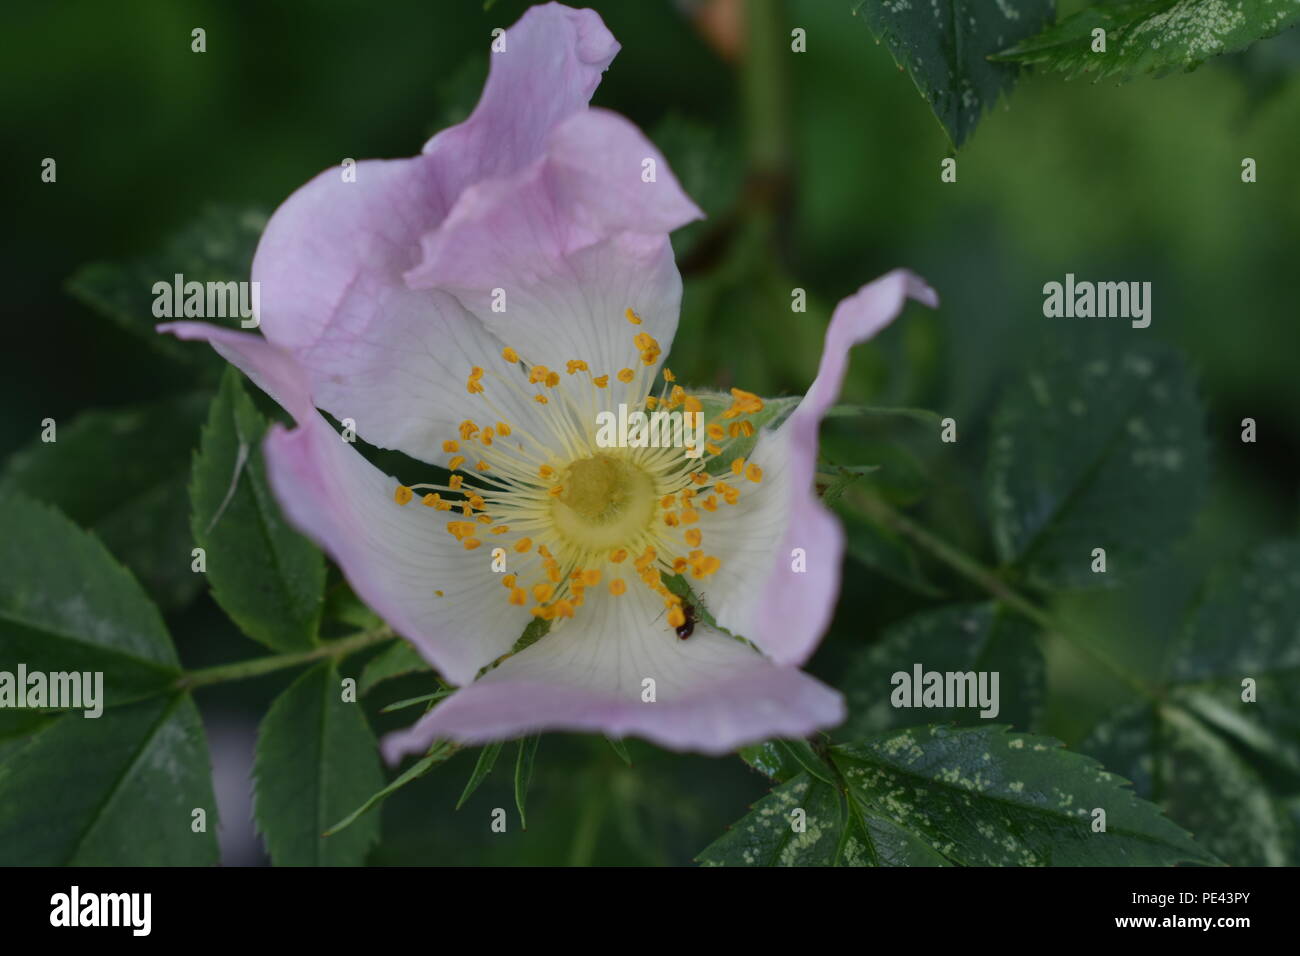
[{"left": 161, "top": 2, "right": 936, "bottom": 760}]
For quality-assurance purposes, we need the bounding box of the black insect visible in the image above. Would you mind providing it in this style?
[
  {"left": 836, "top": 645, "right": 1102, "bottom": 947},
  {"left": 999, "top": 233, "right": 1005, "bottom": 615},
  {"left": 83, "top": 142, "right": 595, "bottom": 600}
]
[{"left": 675, "top": 602, "right": 696, "bottom": 640}]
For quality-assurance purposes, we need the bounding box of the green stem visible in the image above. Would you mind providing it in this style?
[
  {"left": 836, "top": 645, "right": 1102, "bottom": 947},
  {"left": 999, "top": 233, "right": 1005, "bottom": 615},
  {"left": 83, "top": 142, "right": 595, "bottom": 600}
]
[
  {"left": 850, "top": 489, "right": 1157, "bottom": 701},
  {"left": 175, "top": 625, "right": 394, "bottom": 691},
  {"left": 742, "top": 0, "right": 791, "bottom": 180}
]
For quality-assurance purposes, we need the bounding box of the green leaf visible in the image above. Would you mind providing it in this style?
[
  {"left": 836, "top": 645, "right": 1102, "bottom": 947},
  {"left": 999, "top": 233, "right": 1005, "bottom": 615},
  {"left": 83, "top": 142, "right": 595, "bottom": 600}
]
[
  {"left": 605, "top": 736, "right": 633, "bottom": 766},
  {"left": 0, "top": 494, "right": 179, "bottom": 705},
  {"left": 838, "top": 510, "right": 943, "bottom": 597},
  {"left": 992, "top": 0, "right": 1300, "bottom": 81},
  {"left": 359, "top": 640, "right": 431, "bottom": 696},
  {"left": 456, "top": 741, "right": 505, "bottom": 809},
  {"left": 191, "top": 368, "right": 325, "bottom": 651},
  {"left": 252, "top": 662, "right": 386, "bottom": 865},
  {"left": 514, "top": 734, "right": 541, "bottom": 830},
  {"left": 1079, "top": 539, "right": 1300, "bottom": 865},
  {"left": 66, "top": 204, "right": 267, "bottom": 367},
  {"left": 0, "top": 695, "right": 218, "bottom": 865},
  {"left": 854, "top": 0, "right": 1055, "bottom": 147},
  {"left": 1, "top": 395, "right": 210, "bottom": 610},
  {"left": 831, "top": 725, "right": 1217, "bottom": 866},
  {"left": 839, "top": 602, "right": 1045, "bottom": 737},
  {"left": 987, "top": 341, "right": 1208, "bottom": 589},
  {"left": 698, "top": 772, "right": 850, "bottom": 866},
  {"left": 776, "top": 739, "right": 840, "bottom": 788},
  {"left": 738, "top": 741, "right": 805, "bottom": 783},
  {"left": 326, "top": 741, "right": 457, "bottom": 837}
]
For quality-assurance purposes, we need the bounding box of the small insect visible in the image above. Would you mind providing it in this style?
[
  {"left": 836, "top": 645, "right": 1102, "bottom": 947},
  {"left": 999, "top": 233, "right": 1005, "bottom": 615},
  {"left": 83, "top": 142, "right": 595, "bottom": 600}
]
[{"left": 675, "top": 602, "right": 696, "bottom": 640}]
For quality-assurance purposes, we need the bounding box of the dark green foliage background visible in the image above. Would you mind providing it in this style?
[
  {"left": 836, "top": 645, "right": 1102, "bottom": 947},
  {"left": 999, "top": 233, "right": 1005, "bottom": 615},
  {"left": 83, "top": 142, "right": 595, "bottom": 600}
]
[{"left": 1, "top": 0, "right": 1297, "bottom": 865}]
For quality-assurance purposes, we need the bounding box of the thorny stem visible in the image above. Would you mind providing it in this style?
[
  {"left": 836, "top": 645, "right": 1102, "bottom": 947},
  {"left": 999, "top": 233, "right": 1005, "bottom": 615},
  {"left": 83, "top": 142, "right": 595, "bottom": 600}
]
[
  {"left": 174, "top": 625, "right": 394, "bottom": 691},
  {"left": 848, "top": 488, "right": 1159, "bottom": 702}
]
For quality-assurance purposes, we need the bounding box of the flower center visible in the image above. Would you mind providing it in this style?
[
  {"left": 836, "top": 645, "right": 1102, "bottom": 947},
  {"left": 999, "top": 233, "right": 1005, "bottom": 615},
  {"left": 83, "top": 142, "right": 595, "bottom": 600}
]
[
  {"left": 552, "top": 454, "right": 655, "bottom": 549},
  {"left": 390, "top": 307, "right": 767, "bottom": 632}
]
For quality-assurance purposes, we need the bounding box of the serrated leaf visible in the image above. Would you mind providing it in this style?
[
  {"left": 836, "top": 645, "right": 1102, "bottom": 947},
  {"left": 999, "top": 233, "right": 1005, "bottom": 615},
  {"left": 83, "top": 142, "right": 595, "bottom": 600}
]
[
  {"left": 66, "top": 204, "right": 267, "bottom": 367},
  {"left": 514, "top": 734, "right": 540, "bottom": 830},
  {"left": 0, "top": 494, "right": 178, "bottom": 704},
  {"left": 326, "top": 740, "right": 457, "bottom": 837},
  {"left": 191, "top": 368, "right": 325, "bottom": 651},
  {"left": 832, "top": 725, "right": 1217, "bottom": 866},
  {"left": 854, "top": 0, "right": 1055, "bottom": 147},
  {"left": 698, "top": 772, "right": 849, "bottom": 866},
  {"left": 987, "top": 340, "right": 1208, "bottom": 589},
  {"left": 840, "top": 602, "right": 1045, "bottom": 737},
  {"left": 253, "top": 662, "right": 385, "bottom": 865},
  {"left": 359, "top": 640, "right": 431, "bottom": 696},
  {"left": 1, "top": 395, "right": 210, "bottom": 610},
  {"left": 1079, "top": 539, "right": 1300, "bottom": 864},
  {"left": 992, "top": 0, "right": 1300, "bottom": 81},
  {"left": 456, "top": 741, "right": 504, "bottom": 809},
  {"left": 0, "top": 695, "right": 218, "bottom": 865}
]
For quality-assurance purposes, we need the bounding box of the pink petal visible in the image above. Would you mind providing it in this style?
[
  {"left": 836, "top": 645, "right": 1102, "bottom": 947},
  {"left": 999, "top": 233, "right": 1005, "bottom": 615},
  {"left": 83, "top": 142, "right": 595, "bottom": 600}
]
[
  {"left": 701, "top": 269, "right": 939, "bottom": 666},
  {"left": 406, "top": 109, "right": 702, "bottom": 384},
  {"left": 381, "top": 582, "right": 843, "bottom": 761},
  {"left": 246, "top": 3, "right": 621, "bottom": 461}
]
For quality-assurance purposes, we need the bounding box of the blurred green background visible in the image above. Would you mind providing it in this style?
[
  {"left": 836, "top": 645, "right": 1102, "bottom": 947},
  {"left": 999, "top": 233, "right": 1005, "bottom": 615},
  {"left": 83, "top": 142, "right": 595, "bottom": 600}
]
[{"left": 2, "top": 0, "right": 1297, "bottom": 865}]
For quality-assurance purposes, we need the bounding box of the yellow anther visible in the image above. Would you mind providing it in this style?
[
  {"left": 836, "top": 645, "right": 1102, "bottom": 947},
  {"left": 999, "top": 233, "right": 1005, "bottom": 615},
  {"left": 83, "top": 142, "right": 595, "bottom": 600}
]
[
  {"left": 547, "top": 565, "right": 563, "bottom": 583},
  {"left": 609, "top": 579, "right": 627, "bottom": 596},
  {"left": 509, "top": 588, "right": 527, "bottom": 606},
  {"left": 475, "top": 461, "right": 491, "bottom": 471},
  {"left": 480, "top": 427, "right": 493, "bottom": 446},
  {"left": 394, "top": 485, "right": 413, "bottom": 506},
  {"left": 634, "top": 547, "right": 656, "bottom": 571},
  {"left": 544, "top": 371, "right": 560, "bottom": 388},
  {"left": 680, "top": 507, "right": 699, "bottom": 525},
  {"left": 667, "top": 606, "right": 686, "bottom": 629},
  {"left": 459, "top": 420, "right": 479, "bottom": 439},
  {"left": 701, "top": 495, "right": 718, "bottom": 512},
  {"left": 553, "top": 599, "right": 575, "bottom": 619},
  {"left": 468, "top": 494, "right": 486, "bottom": 510},
  {"left": 580, "top": 569, "right": 601, "bottom": 587},
  {"left": 448, "top": 455, "right": 466, "bottom": 471},
  {"left": 539, "top": 464, "right": 555, "bottom": 479},
  {"left": 533, "top": 583, "right": 555, "bottom": 603},
  {"left": 663, "top": 511, "right": 679, "bottom": 527},
  {"left": 740, "top": 421, "right": 755, "bottom": 437},
  {"left": 746, "top": 463, "right": 763, "bottom": 483},
  {"left": 705, "top": 442, "right": 722, "bottom": 456},
  {"left": 625, "top": 307, "right": 642, "bottom": 326},
  {"left": 534, "top": 394, "right": 549, "bottom": 404},
  {"left": 690, "top": 471, "right": 709, "bottom": 485},
  {"left": 660, "top": 494, "right": 676, "bottom": 509},
  {"left": 592, "top": 375, "right": 609, "bottom": 388},
  {"left": 730, "top": 457, "right": 745, "bottom": 476},
  {"left": 610, "top": 548, "right": 628, "bottom": 563},
  {"left": 683, "top": 395, "right": 702, "bottom": 414},
  {"left": 634, "top": 332, "right": 658, "bottom": 352},
  {"left": 645, "top": 395, "right": 658, "bottom": 410},
  {"left": 503, "top": 574, "right": 517, "bottom": 588},
  {"left": 531, "top": 604, "right": 556, "bottom": 620},
  {"left": 617, "top": 368, "right": 634, "bottom": 383},
  {"left": 514, "top": 538, "right": 532, "bottom": 553},
  {"left": 707, "top": 424, "right": 725, "bottom": 440},
  {"left": 490, "top": 525, "right": 509, "bottom": 535},
  {"left": 442, "top": 439, "right": 459, "bottom": 453},
  {"left": 691, "top": 555, "right": 721, "bottom": 578},
  {"left": 662, "top": 367, "right": 675, "bottom": 382},
  {"left": 463, "top": 538, "right": 482, "bottom": 551},
  {"left": 448, "top": 475, "right": 464, "bottom": 490},
  {"left": 469, "top": 366, "right": 484, "bottom": 380},
  {"left": 548, "top": 485, "right": 564, "bottom": 497},
  {"left": 461, "top": 502, "right": 473, "bottom": 516},
  {"left": 502, "top": 347, "right": 520, "bottom": 363},
  {"left": 679, "top": 489, "right": 696, "bottom": 501},
  {"left": 669, "top": 385, "right": 685, "bottom": 408},
  {"left": 422, "top": 493, "right": 441, "bottom": 508},
  {"left": 497, "top": 421, "right": 512, "bottom": 436},
  {"left": 640, "top": 347, "right": 660, "bottom": 366},
  {"left": 466, "top": 376, "right": 484, "bottom": 395},
  {"left": 538, "top": 545, "right": 552, "bottom": 558},
  {"left": 566, "top": 360, "right": 588, "bottom": 374},
  {"left": 435, "top": 590, "right": 443, "bottom": 597},
  {"left": 672, "top": 557, "right": 687, "bottom": 574},
  {"left": 476, "top": 514, "right": 492, "bottom": 524}
]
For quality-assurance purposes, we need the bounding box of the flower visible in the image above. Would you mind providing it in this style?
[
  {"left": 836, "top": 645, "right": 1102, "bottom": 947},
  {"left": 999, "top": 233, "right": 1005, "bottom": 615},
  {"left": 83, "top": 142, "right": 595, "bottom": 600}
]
[{"left": 160, "top": 2, "right": 936, "bottom": 760}]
